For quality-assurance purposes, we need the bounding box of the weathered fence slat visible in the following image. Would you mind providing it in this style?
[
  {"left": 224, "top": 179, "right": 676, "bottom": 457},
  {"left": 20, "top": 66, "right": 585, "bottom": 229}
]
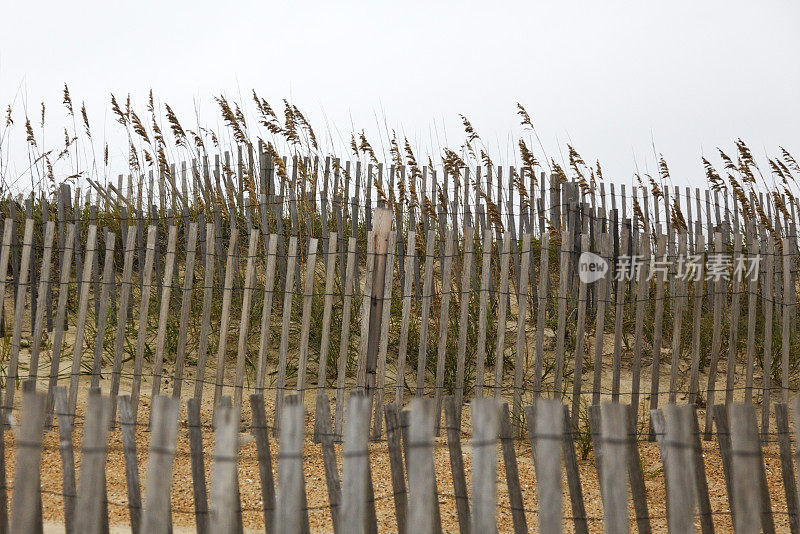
[
  {"left": 315, "top": 393, "right": 342, "bottom": 533},
  {"left": 762, "top": 238, "right": 775, "bottom": 439},
  {"left": 89, "top": 231, "right": 116, "bottom": 390},
  {"left": 296, "top": 237, "right": 319, "bottom": 405},
  {"left": 233, "top": 229, "right": 260, "bottom": 407},
  {"left": 384, "top": 403, "right": 407, "bottom": 534},
  {"left": 534, "top": 399, "right": 563, "bottom": 534},
  {"left": 630, "top": 234, "right": 649, "bottom": 422},
  {"left": 415, "top": 230, "right": 437, "bottom": 398},
  {"left": 149, "top": 225, "right": 177, "bottom": 409},
  {"left": 255, "top": 234, "right": 278, "bottom": 396},
  {"left": 186, "top": 398, "right": 210, "bottom": 534},
  {"left": 454, "top": 227, "right": 474, "bottom": 423},
  {"left": 53, "top": 387, "right": 76, "bottom": 533},
  {"left": 371, "top": 231, "right": 397, "bottom": 438},
  {"left": 107, "top": 227, "right": 137, "bottom": 426},
  {"left": 498, "top": 402, "right": 526, "bottom": 534},
  {"left": 493, "top": 232, "right": 511, "bottom": 399},
  {"left": 44, "top": 223, "right": 75, "bottom": 426},
  {"left": 334, "top": 237, "right": 358, "bottom": 437},
  {"left": 703, "top": 232, "right": 725, "bottom": 438},
  {"left": 561, "top": 404, "right": 589, "bottom": 534},
  {"left": 711, "top": 404, "right": 736, "bottom": 522},
  {"left": 193, "top": 223, "right": 217, "bottom": 403},
  {"left": 342, "top": 395, "right": 371, "bottom": 534},
  {"left": 273, "top": 234, "right": 300, "bottom": 435},
  {"left": 211, "top": 401, "right": 242, "bottom": 534},
  {"left": 725, "top": 233, "right": 743, "bottom": 406},
  {"left": 591, "top": 233, "right": 609, "bottom": 406},
  {"left": 408, "top": 399, "right": 438, "bottom": 534},
  {"left": 600, "top": 402, "right": 629, "bottom": 534},
  {"left": 75, "top": 393, "right": 112, "bottom": 534},
  {"left": 117, "top": 395, "right": 143, "bottom": 534},
  {"left": 275, "top": 395, "right": 310, "bottom": 534},
  {"left": 471, "top": 398, "right": 498, "bottom": 534},
  {"left": 668, "top": 233, "right": 688, "bottom": 404},
  {"left": 444, "top": 397, "right": 471, "bottom": 534},
  {"left": 625, "top": 407, "right": 652, "bottom": 534},
  {"left": 355, "top": 231, "right": 375, "bottom": 394},
  {"left": 130, "top": 226, "right": 157, "bottom": 423},
  {"left": 212, "top": 229, "right": 240, "bottom": 422},
  {"left": 5, "top": 220, "right": 34, "bottom": 415},
  {"left": 26, "top": 221, "right": 54, "bottom": 383},
  {"left": 730, "top": 403, "right": 774, "bottom": 533},
  {"left": 395, "top": 231, "right": 416, "bottom": 406},
  {"left": 661, "top": 404, "right": 696, "bottom": 534},
  {"left": 475, "top": 229, "right": 493, "bottom": 398},
  {"left": 315, "top": 232, "right": 339, "bottom": 399},
  {"left": 647, "top": 234, "right": 667, "bottom": 440},
  {"left": 513, "top": 235, "right": 531, "bottom": 435},
  {"left": 433, "top": 231, "right": 455, "bottom": 432},
  {"left": 141, "top": 395, "right": 180, "bottom": 534},
  {"left": 10, "top": 391, "right": 45, "bottom": 534},
  {"left": 744, "top": 234, "right": 759, "bottom": 404},
  {"left": 776, "top": 402, "right": 800, "bottom": 534},
  {"left": 570, "top": 234, "right": 589, "bottom": 430},
  {"left": 610, "top": 229, "right": 627, "bottom": 402},
  {"left": 172, "top": 222, "right": 198, "bottom": 398}
]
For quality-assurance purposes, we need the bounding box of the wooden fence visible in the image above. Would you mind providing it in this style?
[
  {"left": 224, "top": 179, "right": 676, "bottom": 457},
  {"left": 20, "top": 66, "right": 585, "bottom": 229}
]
[
  {"left": 0, "top": 189, "right": 796, "bottom": 442},
  {"left": 0, "top": 156, "right": 799, "bottom": 530},
  {"left": 4, "top": 387, "right": 800, "bottom": 532}
]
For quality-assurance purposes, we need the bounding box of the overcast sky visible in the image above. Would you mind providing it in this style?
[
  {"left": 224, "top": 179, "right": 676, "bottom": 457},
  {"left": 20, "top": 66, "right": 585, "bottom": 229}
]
[{"left": 1, "top": 0, "right": 798, "bottom": 190}]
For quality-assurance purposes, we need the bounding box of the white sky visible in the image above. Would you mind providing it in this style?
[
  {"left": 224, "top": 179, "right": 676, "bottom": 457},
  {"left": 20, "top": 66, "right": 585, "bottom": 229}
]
[{"left": 1, "top": 0, "right": 798, "bottom": 190}]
